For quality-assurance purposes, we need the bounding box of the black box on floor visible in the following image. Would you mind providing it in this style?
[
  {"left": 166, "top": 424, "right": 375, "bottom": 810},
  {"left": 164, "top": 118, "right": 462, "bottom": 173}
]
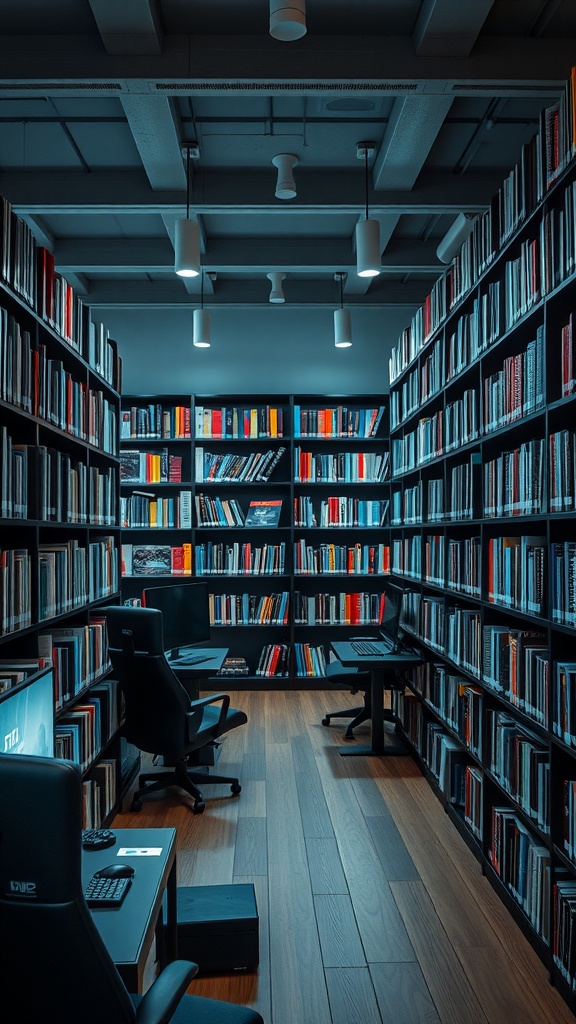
[{"left": 166, "top": 883, "right": 259, "bottom": 973}]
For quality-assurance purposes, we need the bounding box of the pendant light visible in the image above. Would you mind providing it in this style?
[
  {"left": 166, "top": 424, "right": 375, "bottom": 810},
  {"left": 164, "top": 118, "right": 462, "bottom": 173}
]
[
  {"left": 355, "top": 143, "right": 381, "bottom": 278},
  {"left": 334, "top": 273, "right": 352, "bottom": 348},
  {"left": 267, "top": 272, "right": 286, "bottom": 303},
  {"left": 193, "top": 271, "right": 211, "bottom": 348},
  {"left": 269, "top": 0, "right": 307, "bottom": 41},
  {"left": 272, "top": 154, "right": 298, "bottom": 199},
  {"left": 175, "top": 144, "right": 201, "bottom": 278}
]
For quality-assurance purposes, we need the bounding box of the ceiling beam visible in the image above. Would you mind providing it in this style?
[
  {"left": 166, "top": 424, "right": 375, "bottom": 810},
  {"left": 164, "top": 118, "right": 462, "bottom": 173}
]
[
  {"left": 2, "top": 170, "right": 503, "bottom": 215},
  {"left": 53, "top": 237, "right": 443, "bottom": 274},
  {"left": 413, "top": 0, "right": 496, "bottom": 57},
  {"left": 84, "top": 277, "right": 430, "bottom": 309},
  {"left": 0, "top": 35, "right": 571, "bottom": 91},
  {"left": 88, "top": 0, "right": 164, "bottom": 56}
]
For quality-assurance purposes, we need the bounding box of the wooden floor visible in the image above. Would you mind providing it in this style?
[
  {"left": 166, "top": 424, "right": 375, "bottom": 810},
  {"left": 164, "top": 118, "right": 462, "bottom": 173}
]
[{"left": 111, "top": 689, "right": 576, "bottom": 1024}]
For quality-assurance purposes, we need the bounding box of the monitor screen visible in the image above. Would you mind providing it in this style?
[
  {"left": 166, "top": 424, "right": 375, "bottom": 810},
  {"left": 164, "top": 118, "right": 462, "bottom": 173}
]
[
  {"left": 0, "top": 667, "right": 55, "bottom": 758},
  {"left": 380, "top": 582, "right": 403, "bottom": 645},
  {"left": 142, "top": 581, "right": 211, "bottom": 657}
]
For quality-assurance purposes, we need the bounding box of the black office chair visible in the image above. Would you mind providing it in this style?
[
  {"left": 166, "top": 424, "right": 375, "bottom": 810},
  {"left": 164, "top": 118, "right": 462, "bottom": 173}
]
[
  {"left": 104, "top": 605, "right": 247, "bottom": 814},
  {"left": 0, "top": 753, "right": 263, "bottom": 1024},
  {"left": 321, "top": 657, "right": 372, "bottom": 739}
]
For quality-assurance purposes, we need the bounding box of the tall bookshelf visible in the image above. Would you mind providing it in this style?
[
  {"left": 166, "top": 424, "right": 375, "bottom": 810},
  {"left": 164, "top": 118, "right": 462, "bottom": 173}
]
[
  {"left": 119, "top": 393, "right": 390, "bottom": 687},
  {"left": 0, "top": 197, "right": 124, "bottom": 825},
  {"left": 387, "top": 73, "right": 576, "bottom": 1012}
]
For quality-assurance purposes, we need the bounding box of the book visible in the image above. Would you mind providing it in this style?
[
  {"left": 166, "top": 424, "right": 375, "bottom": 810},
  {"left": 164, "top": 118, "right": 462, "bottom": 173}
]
[{"left": 244, "top": 499, "right": 282, "bottom": 528}]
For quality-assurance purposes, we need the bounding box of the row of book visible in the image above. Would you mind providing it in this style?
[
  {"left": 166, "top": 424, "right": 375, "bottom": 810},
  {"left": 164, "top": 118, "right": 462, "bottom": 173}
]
[
  {"left": 38, "top": 537, "right": 119, "bottom": 621},
  {"left": 293, "top": 404, "right": 384, "bottom": 439},
  {"left": 120, "top": 449, "right": 184, "bottom": 483},
  {"left": 487, "top": 709, "right": 549, "bottom": 833},
  {"left": 195, "top": 404, "right": 284, "bottom": 439},
  {"left": 425, "top": 722, "right": 468, "bottom": 810},
  {"left": 293, "top": 540, "right": 390, "bottom": 576},
  {"left": 254, "top": 643, "right": 327, "bottom": 678},
  {"left": 0, "top": 198, "right": 121, "bottom": 386},
  {"left": 294, "top": 448, "right": 389, "bottom": 483},
  {"left": 294, "top": 495, "right": 389, "bottom": 528},
  {"left": 83, "top": 758, "right": 117, "bottom": 829},
  {"left": 209, "top": 591, "right": 289, "bottom": 626},
  {"left": 195, "top": 541, "right": 286, "bottom": 576},
  {"left": 120, "top": 490, "right": 192, "bottom": 529},
  {"left": 293, "top": 590, "right": 385, "bottom": 626},
  {"left": 120, "top": 403, "right": 191, "bottom": 439},
  {"left": 413, "top": 662, "right": 482, "bottom": 758},
  {"left": 389, "top": 75, "right": 576, "bottom": 384},
  {"left": 121, "top": 542, "right": 192, "bottom": 577},
  {"left": 195, "top": 446, "right": 286, "bottom": 483},
  {"left": 1, "top": 545, "right": 116, "bottom": 636},
  {"left": 0, "top": 312, "right": 118, "bottom": 453},
  {"left": 54, "top": 677, "right": 120, "bottom": 772},
  {"left": 37, "top": 615, "right": 110, "bottom": 710}
]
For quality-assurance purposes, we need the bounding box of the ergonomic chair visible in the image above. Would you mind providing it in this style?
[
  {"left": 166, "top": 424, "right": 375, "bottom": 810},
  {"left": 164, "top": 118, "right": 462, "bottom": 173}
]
[
  {"left": 104, "top": 605, "right": 247, "bottom": 814},
  {"left": 321, "top": 657, "right": 372, "bottom": 739},
  {"left": 0, "top": 753, "right": 263, "bottom": 1024}
]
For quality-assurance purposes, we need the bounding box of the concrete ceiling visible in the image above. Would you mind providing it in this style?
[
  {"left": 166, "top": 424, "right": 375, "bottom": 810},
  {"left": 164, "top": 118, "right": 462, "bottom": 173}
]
[{"left": 0, "top": 0, "right": 574, "bottom": 312}]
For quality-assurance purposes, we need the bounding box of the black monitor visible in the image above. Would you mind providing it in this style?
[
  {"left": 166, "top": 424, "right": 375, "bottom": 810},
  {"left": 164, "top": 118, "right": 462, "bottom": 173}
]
[
  {"left": 379, "top": 582, "right": 403, "bottom": 650},
  {"left": 0, "top": 666, "right": 55, "bottom": 758},
  {"left": 142, "top": 581, "right": 211, "bottom": 659}
]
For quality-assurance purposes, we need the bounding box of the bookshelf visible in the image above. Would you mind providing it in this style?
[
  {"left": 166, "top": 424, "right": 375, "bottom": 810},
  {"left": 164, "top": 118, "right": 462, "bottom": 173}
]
[
  {"left": 387, "top": 73, "right": 576, "bottom": 1012},
  {"left": 0, "top": 196, "right": 124, "bottom": 826},
  {"left": 120, "top": 393, "right": 390, "bottom": 687}
]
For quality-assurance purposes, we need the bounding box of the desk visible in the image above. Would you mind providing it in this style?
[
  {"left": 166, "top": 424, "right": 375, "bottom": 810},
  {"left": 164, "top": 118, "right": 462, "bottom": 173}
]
[
  {"left": 168, "top": 646, "right": 229, "bottom": 700},
  {"left": 83, "top": 827, "right": 177, "bottom": 992},
  {"left": 330, "top": 642, "right": 422, "bottom": 757}
]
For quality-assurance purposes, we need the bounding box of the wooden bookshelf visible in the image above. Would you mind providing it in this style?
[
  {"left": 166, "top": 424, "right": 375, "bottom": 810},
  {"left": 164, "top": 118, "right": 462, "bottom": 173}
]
[
  {"left": 0, "top": 195, "right": 124, "bottom": 825},
  {"left": 120, "top": 392, "right": 390, "bottom": 688},
  {"left": 388, "top": 74, "right": 576, "bottom": 1013}
]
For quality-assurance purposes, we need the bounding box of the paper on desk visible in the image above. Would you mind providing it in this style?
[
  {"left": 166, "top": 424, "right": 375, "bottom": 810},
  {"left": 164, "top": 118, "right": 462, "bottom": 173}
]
[{"left": 117, "top": 847, "right": 163, "bottom": 856}]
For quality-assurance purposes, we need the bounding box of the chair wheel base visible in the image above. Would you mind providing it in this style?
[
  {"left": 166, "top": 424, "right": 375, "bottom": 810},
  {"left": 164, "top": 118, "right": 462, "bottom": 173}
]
[
  {"left": 131, "top": 799, "right": 143, "bottom": 812},
  {"left": 321, "top": 717, "right": 331, "bottom": 726},
  {"left": 192, "top": 800, "right": 205, "bottom": 814},
  {"left": 231, "top": 782, "right": 242, "bottom": 795}
]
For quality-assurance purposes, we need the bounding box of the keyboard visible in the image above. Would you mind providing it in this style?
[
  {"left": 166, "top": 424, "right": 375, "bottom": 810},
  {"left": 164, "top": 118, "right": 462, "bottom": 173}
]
[
  {"left": 85, "top": 874, "right": 131, "bottom": 908},
  {"left": 171, "top": 653, "right": 211, "bottom": 666},
  {"left": 82, "top": 828, "right": 116, "bottom": 850},
  {"left": 350, "top": 640, "right": 393, "bottom": 656}
]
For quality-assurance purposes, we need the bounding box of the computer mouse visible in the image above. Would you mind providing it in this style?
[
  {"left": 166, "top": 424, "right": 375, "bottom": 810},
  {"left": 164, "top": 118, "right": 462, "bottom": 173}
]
[{"left": 95, "top": 863, "right": 135, "bottom": 879}]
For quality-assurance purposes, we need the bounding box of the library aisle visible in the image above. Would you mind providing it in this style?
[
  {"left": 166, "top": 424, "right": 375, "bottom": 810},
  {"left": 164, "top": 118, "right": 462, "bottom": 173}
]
[{"left": 111, "top": 690, "right": 575, "bottom": 1024}]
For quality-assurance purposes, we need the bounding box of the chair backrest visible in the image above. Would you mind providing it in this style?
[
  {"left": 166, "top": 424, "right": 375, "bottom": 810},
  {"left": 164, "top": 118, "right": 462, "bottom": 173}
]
[
  {"left": 104, "top": 606, "right": 203, "bottom": 758},
  {"left": 0, "top": 754, "right": 135, "bottom": 1024}
]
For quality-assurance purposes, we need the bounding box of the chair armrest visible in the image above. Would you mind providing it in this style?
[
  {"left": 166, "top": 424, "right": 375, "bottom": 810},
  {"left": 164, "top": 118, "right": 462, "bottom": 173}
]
[
  {"left": 189, "top": 691, "right": 231, "bottom": 737},
  {"left": 135, "top": 960, "right": 198, "bottom": 1024}
]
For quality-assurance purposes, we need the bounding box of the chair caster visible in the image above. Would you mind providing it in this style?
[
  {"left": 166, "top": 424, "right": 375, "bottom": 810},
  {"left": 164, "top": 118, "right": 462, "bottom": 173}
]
[
  {"left": 321, "top": 717, "right": 331, "bottom": 726},
  {"left": 343, "top": 730, "right": 355, "bottom": 741},
  {"left": 231, "top": 782, "right": 242, "bottom": 795},
  {"left": 192, "top": 800, "right": 206, "bottom": 814},
  {"left": 131, "top": 798, "right": 143, "bottom": 812}
]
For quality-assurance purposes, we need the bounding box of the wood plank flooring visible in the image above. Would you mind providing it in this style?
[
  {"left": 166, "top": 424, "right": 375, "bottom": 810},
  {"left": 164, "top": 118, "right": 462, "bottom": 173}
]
[{"left": 111, "top": 689, "right": 576, "bottom": 1024}]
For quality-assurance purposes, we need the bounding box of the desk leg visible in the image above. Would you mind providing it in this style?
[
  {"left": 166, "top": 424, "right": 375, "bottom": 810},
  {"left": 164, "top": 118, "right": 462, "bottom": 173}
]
[
  {"left": 339, "top": 667, "right": 409, "bottom": 757},
  {"left": 158, "top": 858, "right": 178, "bottom": 967}
]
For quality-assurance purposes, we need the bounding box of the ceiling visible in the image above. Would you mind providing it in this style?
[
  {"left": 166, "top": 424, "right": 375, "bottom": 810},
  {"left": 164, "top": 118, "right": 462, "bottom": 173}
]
[{"left": 0, "top": 0, "right": 575, "bottom": 314}]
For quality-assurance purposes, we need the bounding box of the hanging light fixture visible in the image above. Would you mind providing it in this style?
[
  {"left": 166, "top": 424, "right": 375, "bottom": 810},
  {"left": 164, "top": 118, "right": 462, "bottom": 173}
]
[
  {"left": 269, "top": 0, "right": 307, "bottom": 41},
  {"left": 175, "top": 144, "right": 201, "bottom": 277},
  {"left": 267, "top": 272, "right": 286, "bottom": 303},
  {"left": 272, "top": 154, "right": 298, "bottom": 199},
  {"left": 193, "top": 271, "right": 211, "bottom": 348},
  {"left": 334, "top": 273, "right": 352, "bottom": 348},
  {"left": 355, "top": 142, "right": 380, "bottom": 278}
]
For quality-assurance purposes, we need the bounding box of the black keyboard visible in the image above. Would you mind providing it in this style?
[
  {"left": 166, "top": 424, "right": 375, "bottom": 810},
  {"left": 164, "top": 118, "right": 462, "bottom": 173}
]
[
  {"left": 82, "top": 828, "right": 116, "bottom": 850},
  {"left": 171, "top": 653, "right": 211, "bottom": 666},
  {"left": 351, "top": 640, "right": 391, "bottom": 656},
  {"left": 85, "top": 874, "right": 131, "bottom": 907}
]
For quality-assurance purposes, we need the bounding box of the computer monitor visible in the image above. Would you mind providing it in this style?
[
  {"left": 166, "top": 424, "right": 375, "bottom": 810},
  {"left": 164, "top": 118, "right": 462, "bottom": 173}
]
[
  {"left": 0, "top": 666, "right": 55, "bottom": 758},
  {"left": 379, "top": 582, "right": 403, "bottom": 650},
  {"left": 142, "top": 581, "right": 211, "bottom": 659}
]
